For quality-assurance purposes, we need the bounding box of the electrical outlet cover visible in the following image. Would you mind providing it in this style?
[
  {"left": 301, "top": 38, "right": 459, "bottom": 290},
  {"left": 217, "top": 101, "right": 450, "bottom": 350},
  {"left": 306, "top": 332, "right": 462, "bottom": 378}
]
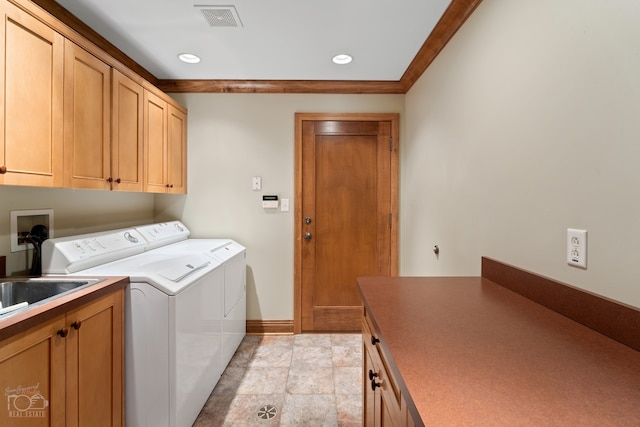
[{"left": 567, "top": 228, "right": 587, "bottom": 269}]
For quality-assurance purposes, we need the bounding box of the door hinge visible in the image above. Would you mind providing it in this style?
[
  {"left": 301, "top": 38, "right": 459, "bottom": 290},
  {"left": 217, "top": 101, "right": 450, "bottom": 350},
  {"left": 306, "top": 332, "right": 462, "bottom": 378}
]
[
  {"left": 389, "top": 137, "right": 393, "bottom": 151},
  {"left": 389, "top": 213, "right": 393, "bottom": 228}
]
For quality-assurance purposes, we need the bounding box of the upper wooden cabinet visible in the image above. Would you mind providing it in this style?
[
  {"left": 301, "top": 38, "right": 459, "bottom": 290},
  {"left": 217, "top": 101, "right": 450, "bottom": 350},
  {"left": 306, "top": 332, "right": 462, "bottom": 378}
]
[
  {"left": 144, "top": 90, "right": 187, "bottom": 194},
  {"left": 63, "top": 40, "right": 111, "bottom": 190},
  {"left": 167, "top": 104, "right": 187, "bottom": 194},
  {"left": 0, "top": 0, "right": 186, "bottom": 193},
  {"left": 111, "top": 69, "right": 144, "bottom": 192},
  {"left": 0, "top": 1, "right": 63, "bottom": 187}
]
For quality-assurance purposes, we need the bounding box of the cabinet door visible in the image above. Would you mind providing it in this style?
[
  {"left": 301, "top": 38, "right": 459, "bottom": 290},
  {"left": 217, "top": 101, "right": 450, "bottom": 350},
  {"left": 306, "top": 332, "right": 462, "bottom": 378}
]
[
  {"left": 363, "top": 314, "right": 406, "bottom": 427},
  {"left": 0, "top": 2, "right": 63, "bottom": 187},
  {"left": 0, "top": 315, "right": 66, "bottom": 427},
  {"left": 63, "top": 40, "right": 111, "bottom": 190},
  {"left": 166, "top": 104, "right": 187, "bottom": 194},
  {"left": 143, "top": 90, "right": 168, "bottom": 193},
  {"left": 363, "top": 346, "right": 379, "bottom": 427},
  {"left": 112, "top": 69, "right": 143, "bottom": 191},
  {"left": 65, "top": 290, "right": 124, "bottom": 427}
]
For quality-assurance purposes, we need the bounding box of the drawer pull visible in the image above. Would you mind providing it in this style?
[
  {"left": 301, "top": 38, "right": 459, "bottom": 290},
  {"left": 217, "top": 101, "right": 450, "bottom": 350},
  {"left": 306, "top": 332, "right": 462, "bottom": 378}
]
[
  {"left": 368, "top": 369, "right": 378, "bottom": 381},
  {"left": 71, "top": 320, "right": 82, "bottom": 330},
  {"left": 371, "top": 336, "right": 380, "bottom": 345},
  {"left": 57, "top": 328, "right": 69, "bottom": 338},
  {"left": 371, "top": 379, "right": 381, "bottom": 391}
]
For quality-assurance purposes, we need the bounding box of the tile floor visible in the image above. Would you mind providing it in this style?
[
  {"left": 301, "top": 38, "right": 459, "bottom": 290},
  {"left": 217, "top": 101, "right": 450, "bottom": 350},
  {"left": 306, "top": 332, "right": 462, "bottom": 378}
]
[{"left": 193, "top": 333, "right": 363, "bottom": 427}]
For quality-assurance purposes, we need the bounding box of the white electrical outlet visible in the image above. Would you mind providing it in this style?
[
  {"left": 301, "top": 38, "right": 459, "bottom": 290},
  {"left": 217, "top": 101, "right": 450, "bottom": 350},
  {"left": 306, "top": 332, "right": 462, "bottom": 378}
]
[{"left": 567, "top": 228, "right": 587, "bottom": 269}]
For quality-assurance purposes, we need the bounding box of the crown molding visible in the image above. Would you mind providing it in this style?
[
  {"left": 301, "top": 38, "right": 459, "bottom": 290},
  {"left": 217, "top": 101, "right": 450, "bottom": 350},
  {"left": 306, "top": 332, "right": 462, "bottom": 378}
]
[{"left": 30, "top": 0, "right": 482, "bottom": 94}]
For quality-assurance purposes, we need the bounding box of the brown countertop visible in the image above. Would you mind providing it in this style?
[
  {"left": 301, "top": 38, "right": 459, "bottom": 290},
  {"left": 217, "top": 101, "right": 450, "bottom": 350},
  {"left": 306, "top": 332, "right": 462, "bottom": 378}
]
[
  {"left": 0, "top": 276, "right": 128, "bottom": 341},
  {"left": 358, "top": 276, "right": 640, "bottom": 426}
]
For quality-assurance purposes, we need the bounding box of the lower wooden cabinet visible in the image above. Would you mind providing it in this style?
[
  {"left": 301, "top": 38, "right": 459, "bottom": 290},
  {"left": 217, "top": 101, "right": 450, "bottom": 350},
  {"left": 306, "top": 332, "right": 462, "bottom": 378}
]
[
  {"left": 362, "top": 309, "right": 415, "bottom": 427},
  {"left": 0, "top": 289, "right": 124, "bottom": 427}
]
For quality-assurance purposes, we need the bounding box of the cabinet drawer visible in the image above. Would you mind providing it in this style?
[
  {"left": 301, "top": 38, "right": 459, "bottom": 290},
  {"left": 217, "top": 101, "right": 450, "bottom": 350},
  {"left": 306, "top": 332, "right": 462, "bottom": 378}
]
[{"left": 362, "top": 310, "right": 404, "bottom": 422}]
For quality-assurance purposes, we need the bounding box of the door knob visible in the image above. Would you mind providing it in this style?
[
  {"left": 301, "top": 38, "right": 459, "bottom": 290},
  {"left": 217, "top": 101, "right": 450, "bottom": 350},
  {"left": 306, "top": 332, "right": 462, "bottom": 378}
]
[
  {"left": 304, "top": 232, "right": 312, "bottom": 240},
  {"left": 304, "top": 217, "right": 312, "bottom": 224}
]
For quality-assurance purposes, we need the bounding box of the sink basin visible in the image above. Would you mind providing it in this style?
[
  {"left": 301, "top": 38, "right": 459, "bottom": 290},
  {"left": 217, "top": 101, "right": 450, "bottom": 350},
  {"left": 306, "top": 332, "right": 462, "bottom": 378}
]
[{"left": 0, "top": 278, "right": 103, "bottom": 316}]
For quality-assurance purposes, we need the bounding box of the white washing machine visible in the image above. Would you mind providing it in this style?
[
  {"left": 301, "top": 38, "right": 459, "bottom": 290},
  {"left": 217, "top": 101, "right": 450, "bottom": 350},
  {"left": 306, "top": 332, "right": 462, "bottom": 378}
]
[{"left": 41, "top": 222, "right": 246, "bottom": 427}]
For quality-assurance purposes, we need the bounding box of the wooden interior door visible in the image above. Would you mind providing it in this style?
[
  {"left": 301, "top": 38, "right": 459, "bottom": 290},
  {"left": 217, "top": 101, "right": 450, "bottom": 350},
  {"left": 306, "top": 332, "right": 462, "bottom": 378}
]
[{"left": 295, "top": 113, "right": 398, "bottom": 332}]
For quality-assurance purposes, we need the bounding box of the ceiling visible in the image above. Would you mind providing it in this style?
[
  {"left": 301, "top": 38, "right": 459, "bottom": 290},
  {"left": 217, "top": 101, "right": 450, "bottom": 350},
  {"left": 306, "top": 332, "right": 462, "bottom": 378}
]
[{"left": 51, "top": 0, "right": 453, "bottom": 82}]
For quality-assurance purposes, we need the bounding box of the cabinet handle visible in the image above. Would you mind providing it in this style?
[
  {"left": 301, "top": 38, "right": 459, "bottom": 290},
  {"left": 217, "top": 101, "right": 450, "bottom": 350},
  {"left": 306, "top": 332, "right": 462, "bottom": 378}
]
[
  {"left": 106, "top": 177, "right": 113, "bottom": 183},
  {"left": 368, "top": 369, "right": 378, "bottom": 381},
  {"left": 115, "top": 178, "right": 121, "bottom": 184},
  {"left": 71, "top": 320, "right": 82, "bottom": 330},
  {"left": 0, "top": 165, "right": 7, "bottom": 174},
  {"left": 371, "top": 336, "right": 380, "bottom": 345},
  {"left": 371, "top": 379, "right": 381, "bottom": 391},
  {"left": 57, "top": 328, "right": 69, "bottom": 338}
]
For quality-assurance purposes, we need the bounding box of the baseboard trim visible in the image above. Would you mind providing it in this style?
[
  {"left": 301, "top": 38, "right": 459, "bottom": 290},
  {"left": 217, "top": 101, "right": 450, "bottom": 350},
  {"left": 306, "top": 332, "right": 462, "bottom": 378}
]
[
  {"left": 482, "top": 257, "right": 640, "bottom": 352},
  {"left": 246, "top": 320, "right": 294, "bottom": 335}
]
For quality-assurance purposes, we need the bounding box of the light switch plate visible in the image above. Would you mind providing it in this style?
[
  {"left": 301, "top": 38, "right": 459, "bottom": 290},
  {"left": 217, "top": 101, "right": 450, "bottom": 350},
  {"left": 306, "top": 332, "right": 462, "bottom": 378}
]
[
  {"left": 252, "top": 176, "right": 262, "bottom": 191},
  {"left": 567, "top": 228, "right": 587, "bottom": 269}
]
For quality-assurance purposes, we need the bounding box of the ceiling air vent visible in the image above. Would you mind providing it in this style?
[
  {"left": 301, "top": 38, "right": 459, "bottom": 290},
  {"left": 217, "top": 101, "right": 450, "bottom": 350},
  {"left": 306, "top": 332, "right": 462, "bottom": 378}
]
[{"left": 197, "top": 5, "right": 243, "bottom": 27}]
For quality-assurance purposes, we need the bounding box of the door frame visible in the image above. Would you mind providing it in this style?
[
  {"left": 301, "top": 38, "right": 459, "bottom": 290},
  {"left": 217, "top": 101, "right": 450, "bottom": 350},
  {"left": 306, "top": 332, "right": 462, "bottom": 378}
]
[{"left": 294, "top": 112, "right": 400, "bottom": 334}]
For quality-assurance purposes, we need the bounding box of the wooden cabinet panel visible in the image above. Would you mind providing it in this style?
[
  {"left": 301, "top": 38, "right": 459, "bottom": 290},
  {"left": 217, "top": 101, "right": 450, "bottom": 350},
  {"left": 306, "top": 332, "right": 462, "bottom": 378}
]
[
  {"left": 0, "top": 2, "right": 63, "bottom": 187},
  {"left": 111, "top": 69, "right": 143, "bottom": 191},
  {"left": 143, "top": 90, "right": 167, "bottom": 193},
  {"left": 66, "top": 290, "right": 123, "bottom": 427},
  {"left": 144, "top": 90, "right": 187, "bottom": 193},
  {"left": 0, "top": 289, "right": 123, "bottom": 427},
  {"left": 362, "top": 311, "right": 410, "bottom": 427},
  {"left": 63, "top": 40, "right": 111, "bottom": 189},
  {"left": 167, "top": 104, "right": 187, "bottom": 194},
  {"left": 0, "top": 315, "right": 66, "bottom": 426}
]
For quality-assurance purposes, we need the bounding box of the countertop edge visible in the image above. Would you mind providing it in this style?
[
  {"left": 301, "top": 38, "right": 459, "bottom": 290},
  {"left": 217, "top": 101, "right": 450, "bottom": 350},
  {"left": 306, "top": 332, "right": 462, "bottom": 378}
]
[{"left": 0, "top": 276, "right": 129, "bottom": 341}]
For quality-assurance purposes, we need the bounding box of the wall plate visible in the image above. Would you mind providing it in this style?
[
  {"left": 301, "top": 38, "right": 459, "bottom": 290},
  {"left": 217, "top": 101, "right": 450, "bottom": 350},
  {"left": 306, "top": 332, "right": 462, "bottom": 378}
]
[
  {"left": 10, "top": 209, "right": 54, "bottom": 252},
  {"left": 567, "top": 228, "right": 587, "bottom": 269}
]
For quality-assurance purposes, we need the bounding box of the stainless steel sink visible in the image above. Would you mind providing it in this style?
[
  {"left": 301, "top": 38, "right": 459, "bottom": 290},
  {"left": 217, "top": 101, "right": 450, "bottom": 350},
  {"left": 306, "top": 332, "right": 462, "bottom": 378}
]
[{"left": 0, "top": 278, "right": 103, "bottom": 316}]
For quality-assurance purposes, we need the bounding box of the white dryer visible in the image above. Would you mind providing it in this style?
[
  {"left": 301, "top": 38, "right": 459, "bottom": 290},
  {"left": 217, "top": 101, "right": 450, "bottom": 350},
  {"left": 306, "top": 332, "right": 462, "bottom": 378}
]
[
  {"left": 148, "top": 237, "right": 247, "bottom": 370},
  {"left": 41, "top": 222, "right": 246, "bottom": 427}
]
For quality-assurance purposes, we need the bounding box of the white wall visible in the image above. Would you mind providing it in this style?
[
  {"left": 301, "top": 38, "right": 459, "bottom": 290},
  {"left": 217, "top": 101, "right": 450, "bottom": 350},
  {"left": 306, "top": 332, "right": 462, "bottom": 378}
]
[
  {"left": 403, "top": 0, "right": 640, "bottom": 308},
  {"left": 0, "top": 186, "right": 154, "bottom": 274},
  {"left": 5, "top": 0, "right": 637, "bottom": 318},
  {"left": 154, "top": 93, "right": 405, "bottom": 320}
]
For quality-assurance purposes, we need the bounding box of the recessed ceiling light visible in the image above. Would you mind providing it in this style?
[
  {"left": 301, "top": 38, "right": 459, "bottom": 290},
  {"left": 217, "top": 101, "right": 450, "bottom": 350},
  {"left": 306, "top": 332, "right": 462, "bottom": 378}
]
[
  {"left": 178, "top": 53, "right": 201, "bottom": 64},
  {"left": 332, "top": 54, "right": 353, "bottom": 65}
]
